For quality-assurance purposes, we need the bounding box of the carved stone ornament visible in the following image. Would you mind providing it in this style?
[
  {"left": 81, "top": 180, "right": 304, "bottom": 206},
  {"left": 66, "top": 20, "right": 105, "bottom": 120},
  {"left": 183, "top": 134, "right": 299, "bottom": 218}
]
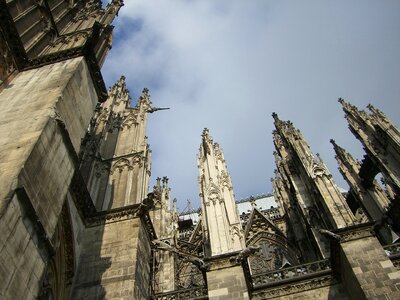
[
  {"left": 111, "top": 158, "right": 131, "bottom": 173},
  {"left": 97, "top": 108, "right": 109, "bottom": 124},
  {"left": 86, "top": 194, "right": 157, "bottom": 232},
  {"left": 131, "top": 154, "right": 143, "bottom": 166},
  {"left": 337, "top": 226, "right": 374, "bottom": 243},
  {"left": 122, "top": 111, "right": 139, "bottom": 128},
  {"left": 34, "top": 0, "right": 58, "bottom": 36},
  {"left": 252, "top": 275, "right": 335, "bottom": 299},
  {"left": 273, "top": 131, "right": 284, "bottom": 150},
  {"left": 47, "top": 31, "right": 91, "bottom": 52},
  {"left": 311, "top": 164, "right": 328, "bottom": 179},
  {"left": 219, "top": 170, "right": 231, "bottom": 189},
  {"left": 206, "top": 255, "right": 240, "bottom": 271},
  {"left": 106, "top": 112, "right": 123, "bottom": 132},
  {"left": 94, "top": 162, "right": 110, "bottom": 178},
  {"left": 213, "top": 143, "right": 224, "bottom": 161},
  {"left": 0, "top": 28, "right": 16, "bottom": 83},
  {"left": 73, "top": 0, "right": 103, "bottom": 21}
]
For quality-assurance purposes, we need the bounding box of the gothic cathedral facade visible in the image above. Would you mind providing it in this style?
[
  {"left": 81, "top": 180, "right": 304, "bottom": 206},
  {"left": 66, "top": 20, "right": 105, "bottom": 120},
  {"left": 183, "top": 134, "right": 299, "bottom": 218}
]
[{"left": 0, "top": 1, "right": 400, "bottom": 299}]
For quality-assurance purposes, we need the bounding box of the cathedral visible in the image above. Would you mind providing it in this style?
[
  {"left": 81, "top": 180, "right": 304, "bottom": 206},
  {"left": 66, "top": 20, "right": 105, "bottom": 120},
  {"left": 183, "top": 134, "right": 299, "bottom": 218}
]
[{"left": 1, "top": 1, "right": 400, "bottom": 299}]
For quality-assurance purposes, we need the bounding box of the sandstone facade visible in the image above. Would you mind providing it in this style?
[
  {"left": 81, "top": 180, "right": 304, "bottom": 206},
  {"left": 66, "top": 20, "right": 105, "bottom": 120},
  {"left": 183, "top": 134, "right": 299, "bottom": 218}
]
[{"left": 1, "top": 1, "right": 400, "bottom": 300}]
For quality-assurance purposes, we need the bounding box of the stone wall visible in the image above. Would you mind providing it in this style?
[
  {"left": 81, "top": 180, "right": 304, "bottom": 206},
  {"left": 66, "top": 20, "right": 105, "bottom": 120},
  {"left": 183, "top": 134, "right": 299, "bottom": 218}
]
[
  {"left": 67, "top": 192, "right": 86, "bottom": 270},
  {"left": 334, "top": 226, "right": 400, "bottom": 299},
  {"left": 207, "top": 265, "right": 249, "bottom": 300},
  {"left": 0, "top": 56, "right": 97, "bottom": 231},
  {"left": 71, "top": 216, "right": 152, "bottom": 299},
  {"left": 0, "top": 193, "right": 46, "bottom": 299},
  {"left": 252, "top": 281, "right": 348, "bottom": 299},
  {"left": 0, "top": 57, "right": 98, "bottom": 299}
]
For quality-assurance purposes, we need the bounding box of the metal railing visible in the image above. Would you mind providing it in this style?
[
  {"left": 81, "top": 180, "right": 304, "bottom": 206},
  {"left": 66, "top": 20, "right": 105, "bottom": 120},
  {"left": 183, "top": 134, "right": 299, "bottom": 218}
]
[
  {"left": 383, "top": 242, "right": 400, "bottom": 265},
  {"left": 383, "top": 242, "right": 400, "bottom": 256},
  {"left": 153, "top": 286, "right": 208, "bottom": 300},
  {"left": 252, "top": 259, "right": 331, "bottom": 288}
]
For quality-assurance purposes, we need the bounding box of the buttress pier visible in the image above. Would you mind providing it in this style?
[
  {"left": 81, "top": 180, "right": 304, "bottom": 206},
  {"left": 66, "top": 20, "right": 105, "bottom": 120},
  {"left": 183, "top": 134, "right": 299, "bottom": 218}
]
[
  {"left": 335, "top": 99, "right": 400, "bottom": 234},
  {"left": 271, "top": 112, "right": 355, "bottom": 260}
]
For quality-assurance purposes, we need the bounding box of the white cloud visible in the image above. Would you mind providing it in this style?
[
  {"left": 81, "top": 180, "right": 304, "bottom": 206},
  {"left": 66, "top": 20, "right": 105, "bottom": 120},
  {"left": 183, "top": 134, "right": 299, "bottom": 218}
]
[{"left": 103, "top": 0, "right": 400, "bottom": 210}]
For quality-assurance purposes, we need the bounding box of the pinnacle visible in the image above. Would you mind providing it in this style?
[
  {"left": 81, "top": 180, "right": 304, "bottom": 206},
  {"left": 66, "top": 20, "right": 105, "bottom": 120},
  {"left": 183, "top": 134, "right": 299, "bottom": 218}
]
[
  {"left": 111, "top": 0, "right": 124, "bottom": 5},
  {"left": 272, "top": 112, "right": 279, "bottom": 122},
  {"left": 109, "top": 75, "right": 127, "bottom": 92},
  {"left": 367, "top": 103, "right": 384, "bottom": 116},
  {"left": 201, "top": 128, "right": 210, "bottom": 140},
  {"left": 330, "top": 139, "right": 348, "bottom": 157}
]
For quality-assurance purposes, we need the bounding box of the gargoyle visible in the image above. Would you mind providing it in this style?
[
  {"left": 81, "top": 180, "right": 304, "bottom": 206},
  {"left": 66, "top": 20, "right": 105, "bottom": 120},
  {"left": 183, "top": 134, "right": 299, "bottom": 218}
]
[
  {"left": 183, "top": 256, "right": 209, "bottom": 272},
  {"left": 152, "top": 240, "right": 179, "bottom": 254},
  {"left": 152, "top": 240, "right": 209, "bottom": 271},
  {"left": 234, "top": 245, "right": 260, "bottom": 263},
  {"left": 319, "top": 229, "right": 341, "bottom": 241}
]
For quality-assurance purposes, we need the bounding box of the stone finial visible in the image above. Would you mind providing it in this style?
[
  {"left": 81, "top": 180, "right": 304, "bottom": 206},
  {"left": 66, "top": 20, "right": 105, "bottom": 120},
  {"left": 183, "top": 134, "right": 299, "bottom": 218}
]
[
  {"left": 110, "top": 75, "right": 126, "bottom": 91},
  {"left": 338, "top": 97, "right": 359, "bottom": 115},
  {"left": 367, "top": 104, "right": 390, "bottom": 124},
  {"left": 138, "top": 87, "right": 152, "bottom": 109},
  {"left": 156, "top": 177, "right": 161, "bottom": 189},
  {"left": 162, "top": 176, "right": 169, "bottom": 188},
  {"left": 330, "top": 139, "right": 346, "bottom": 156},
  {"left": 272, "top": 112, "right": 288, "bottom": 131},
  {"left": 201, "top": 128, "right": 212, "bottom": 155},
  {"left": 250, "top": 197, "right": 257, "bottom": 208},
  {"left": 202, "top": 128, "right": 210, "bottom": 138},
  {"left": 140, "top": 87, "right": 149, "bottom": 99}
]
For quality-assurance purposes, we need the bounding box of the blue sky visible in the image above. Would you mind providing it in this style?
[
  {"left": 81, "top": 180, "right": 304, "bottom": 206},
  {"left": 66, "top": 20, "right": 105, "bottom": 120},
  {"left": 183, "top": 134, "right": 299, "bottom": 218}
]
[{"left": 102, "top": 0, "right": 400, "bottom": 210}]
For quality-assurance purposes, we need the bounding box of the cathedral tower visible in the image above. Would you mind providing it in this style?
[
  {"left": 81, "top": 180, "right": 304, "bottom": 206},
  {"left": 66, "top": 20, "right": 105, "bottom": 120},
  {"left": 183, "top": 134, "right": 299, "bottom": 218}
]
[{"left": 198, "top": 128, "right": 244, "bottom": 256}]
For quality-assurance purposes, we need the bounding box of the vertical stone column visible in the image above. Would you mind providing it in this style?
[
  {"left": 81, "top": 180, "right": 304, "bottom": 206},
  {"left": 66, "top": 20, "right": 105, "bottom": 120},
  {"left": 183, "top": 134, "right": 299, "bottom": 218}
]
[
  {"left": 205, "top": 253, "right": 250, "bottom": 300},
  {"left": 198, "top": 129, "right": 244, "bottom": 256},
  {"left": 331, "top": 223, "right": 400, "bottom": 299},
  {"left": 197, "top": 129, "right": 250, "bottom": 298}
]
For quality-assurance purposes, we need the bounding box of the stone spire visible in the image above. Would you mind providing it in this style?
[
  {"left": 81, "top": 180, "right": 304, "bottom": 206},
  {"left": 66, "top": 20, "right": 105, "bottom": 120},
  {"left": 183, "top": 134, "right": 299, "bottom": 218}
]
[
  {"left": 273, "top": 113, "right": 355, "bottom": 228},
  {"left": 339, "top": 98, "right": 400, "bottom": 198},
  {"left": 80, "top": 80, "right": 168, "bottom": 210},
  {"left": 331, "top": 139, "right": 390, "bottom": 221},
  {"left": 197, "top": 129, "right": 244, "bottom": 256},
  {"left": 272, "top": 113, "right": 355, "bottom": 258}
]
